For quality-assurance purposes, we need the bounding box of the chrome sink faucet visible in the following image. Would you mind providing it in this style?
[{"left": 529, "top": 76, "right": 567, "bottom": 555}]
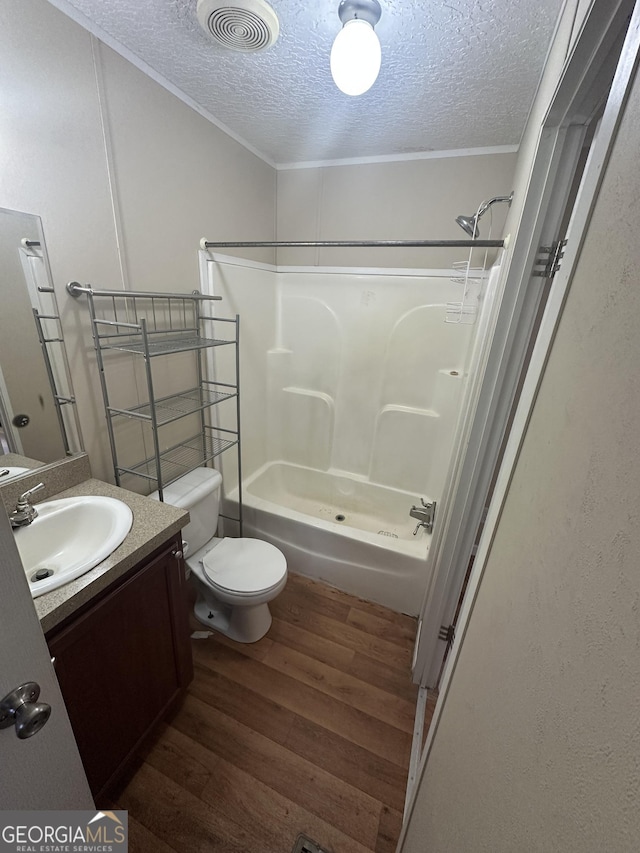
[{"left": 10, "top": 483, "right": 45, "bottom": 528}]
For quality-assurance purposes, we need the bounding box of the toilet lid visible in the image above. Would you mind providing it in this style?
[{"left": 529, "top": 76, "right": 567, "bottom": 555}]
[{"left": 201, "top": 537, "right": 286, "bottom": 594}]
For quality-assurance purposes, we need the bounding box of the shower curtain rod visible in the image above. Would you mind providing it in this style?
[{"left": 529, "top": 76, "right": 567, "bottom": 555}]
[
  {"left": 66, "top": 282, "right": 222, "bottom": 301},
  {"left": 202, "top": 239, "right": 504, "bottom": 249}
]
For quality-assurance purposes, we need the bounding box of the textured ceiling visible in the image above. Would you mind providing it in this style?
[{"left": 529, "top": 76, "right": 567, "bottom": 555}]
[{"left": 54, "top": 0, "right": 565, "bottom": 166}]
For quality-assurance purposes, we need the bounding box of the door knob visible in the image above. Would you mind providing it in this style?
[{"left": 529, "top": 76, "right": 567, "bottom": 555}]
[{"left": 0, "top": 682, "right": 51, "bottom": 739}]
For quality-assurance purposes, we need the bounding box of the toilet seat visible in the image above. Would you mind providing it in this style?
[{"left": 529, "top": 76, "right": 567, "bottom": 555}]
[{"left": 202, "top": 537, "right": 287, "bottom": 596}]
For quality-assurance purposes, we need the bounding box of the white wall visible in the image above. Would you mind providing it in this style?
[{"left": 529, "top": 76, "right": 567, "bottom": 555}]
[
  {"left": 402, "top": 2, "right": 640, "bottom": 848},
  {"left": 277, "top": 152, "right": 518, "bottom": 268},
  {"left": 0, "top": 0, "right": 276, "bottom": 482}
]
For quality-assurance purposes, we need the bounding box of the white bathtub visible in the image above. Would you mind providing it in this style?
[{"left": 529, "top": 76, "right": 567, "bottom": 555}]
[{"left": 224, "top": 461, "right": 432, "bottom": 616}]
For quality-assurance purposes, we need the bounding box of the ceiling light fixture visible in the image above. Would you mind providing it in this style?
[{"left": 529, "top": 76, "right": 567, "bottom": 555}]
[{"left": 330, "top": 0, "right": 382, "bottom": 97}]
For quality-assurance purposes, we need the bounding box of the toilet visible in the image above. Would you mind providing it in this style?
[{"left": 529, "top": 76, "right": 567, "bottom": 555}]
[{"left": 152, "top": 467, "right": 287, "bottom": 643}]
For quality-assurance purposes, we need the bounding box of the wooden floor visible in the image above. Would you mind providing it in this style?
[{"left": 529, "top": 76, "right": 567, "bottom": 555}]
[{"left": 106, "top": 572, "right": 430, "bottom": 853}]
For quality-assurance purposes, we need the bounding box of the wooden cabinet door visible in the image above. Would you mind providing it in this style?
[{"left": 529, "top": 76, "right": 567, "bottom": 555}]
[{"left": 47, "top": 538, "right": 192, "bottom": 798}]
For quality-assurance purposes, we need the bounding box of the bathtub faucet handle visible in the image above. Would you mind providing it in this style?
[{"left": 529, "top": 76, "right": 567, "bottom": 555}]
[{"left": 409, "top": 499, "right": 436, "bottom": 534}]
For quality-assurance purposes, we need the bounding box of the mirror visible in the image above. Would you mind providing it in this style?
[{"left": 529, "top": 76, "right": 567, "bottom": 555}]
[{"left": 0, "top": 207, "right": 83, "bottom": 478}]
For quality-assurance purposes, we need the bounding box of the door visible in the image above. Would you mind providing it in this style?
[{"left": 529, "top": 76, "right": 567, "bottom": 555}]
[
  {"left": 0, "top": 504, "right": 92, "bottom": 808},
  {"left": 412, "top": 0, "right": 636, "bottom": 690}
]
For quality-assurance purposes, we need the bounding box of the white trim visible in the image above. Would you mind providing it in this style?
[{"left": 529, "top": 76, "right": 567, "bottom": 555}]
[
  {"left": 92, "top": 38, "right": 129, "bottom": 292},
  {"left": 516, "top": 0, "right": 570, "bottom": 147},
  {"left": 204, "top": 252, "right": 276, "bottom": 274},
  {"left": 404, "top": 686, "right": 429, "bottom": 815},
  {"left": 399, "top": 0, "right": 640, "bottom": 848},
  {"left": 0, "top": 362, "right": 23, "bottom": 456},
  {"left": 277, "top": 145, "right": 520, "bottom": 172},
  {"left": 204, "top": 251, "right": 463, "bottom": 278},
  {"left": 46, "top": 0, "right": 276, "bottom": 168}
]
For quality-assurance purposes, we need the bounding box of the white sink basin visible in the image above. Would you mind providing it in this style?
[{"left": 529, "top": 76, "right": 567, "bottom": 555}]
[
  {"left": 14, "top": 496, "right": 133, "bottom": 598},
  {"left": 0, "top": 466, "right": 30, "bottom": 482}
]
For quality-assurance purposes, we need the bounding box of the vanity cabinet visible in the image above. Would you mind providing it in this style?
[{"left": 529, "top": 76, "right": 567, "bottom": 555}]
[{"left": 46, "top": 534, "right": 193, "bottom": 800}]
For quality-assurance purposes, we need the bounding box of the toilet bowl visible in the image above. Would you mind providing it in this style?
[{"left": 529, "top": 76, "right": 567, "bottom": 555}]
[
  {"left": 188, "top": 536, "right": 287, "bottom": 642},
  {"left": 151, "top": 467, "right": 287, "bottom": 643}
]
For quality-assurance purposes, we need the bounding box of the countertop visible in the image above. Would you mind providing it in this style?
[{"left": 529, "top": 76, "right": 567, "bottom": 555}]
[{"left": 34, "top": 478, "right": 189, "bottom": 633}]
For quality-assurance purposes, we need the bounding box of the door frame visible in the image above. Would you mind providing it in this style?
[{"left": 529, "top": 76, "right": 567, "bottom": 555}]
[
  {"left": 402, "top": 0, "right": 640, "bottom": 836},
  {"left": 412, "top": 0, "right": 637, "bottom": 689}
]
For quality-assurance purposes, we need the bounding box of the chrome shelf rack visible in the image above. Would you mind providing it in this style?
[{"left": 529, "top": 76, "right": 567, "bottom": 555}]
[{"left": 67, "top": 282, "right": 242, "bottom": 532}]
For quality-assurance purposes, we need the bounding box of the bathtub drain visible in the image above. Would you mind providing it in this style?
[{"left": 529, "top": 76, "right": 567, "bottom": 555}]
[{"left": 378, "top": 530, "right": 398, "bottom": 538}]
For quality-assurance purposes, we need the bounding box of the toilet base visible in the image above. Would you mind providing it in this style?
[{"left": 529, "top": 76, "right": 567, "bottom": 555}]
[{"left": 193, "top": 596, "right": 273, "bottom": 643}]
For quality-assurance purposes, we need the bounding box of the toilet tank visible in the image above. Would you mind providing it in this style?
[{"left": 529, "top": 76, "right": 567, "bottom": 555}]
[{"left": 151, "top": 467, "right": 222, "bottom": 555}]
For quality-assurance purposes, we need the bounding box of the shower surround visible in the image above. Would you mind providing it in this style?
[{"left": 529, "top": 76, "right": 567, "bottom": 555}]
[{"left": 203, "top": 255, "right": 477, "bottom": 614}]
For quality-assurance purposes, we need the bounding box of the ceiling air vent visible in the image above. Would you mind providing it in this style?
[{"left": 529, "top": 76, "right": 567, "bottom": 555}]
[{"left": 196, "top": 0, "right": 280, "bottom": 52}]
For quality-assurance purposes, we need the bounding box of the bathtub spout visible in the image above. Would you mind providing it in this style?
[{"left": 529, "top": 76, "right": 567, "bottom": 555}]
[{"left": 410, "top": 499, "right": 436, "bottom": 534}]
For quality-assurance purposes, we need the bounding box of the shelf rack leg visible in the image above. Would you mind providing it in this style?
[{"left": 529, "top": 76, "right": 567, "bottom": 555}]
[
  {"left": 235, "top": 314, "right": 243, "bottom": 537},
  {"left": 87, "top": 290, "right": 122, "bottom": 485},
  {"left": 195, "top": 298, "right": 207, "bottom": 465},
  {"left": 140, "top": 318, "right": 163, "bottom": 501}
]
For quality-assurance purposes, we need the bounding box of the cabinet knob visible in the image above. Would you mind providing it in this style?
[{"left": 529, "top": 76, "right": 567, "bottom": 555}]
[
  {"left": 172, "top": 550, "right": 183, "bottom": 560},
  {"left": 0, "top": 682, "right": 51, "bottom": 739}
]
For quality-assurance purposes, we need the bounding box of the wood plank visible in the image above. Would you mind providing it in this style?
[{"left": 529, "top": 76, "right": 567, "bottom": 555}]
[
  {"left": 189, "top": 644, "right": 422, "bottom": 772},
  {"left": 188, "top": 661, "right": 408, "bottom": 809},
  {"left": 189, "top": 660, "right": 295, "bottom": 746},
  {"left": 128, "top": 813, "right": 179, "bottom": 853},
  {"left": 268, "top": 616, "right": 357, "bottom": 671},
  {"left": 376, "top": 807, "right": 404, "bottom": 853},
  {"left": 275, "top": 580, "right": 352, "bottom": 623},
  {"left": 348, "top": 652, "right": 420, "bottom": 704},
  {"left": 198, "top": 742, "right": 376, "bottom": 853},
  {"left": 262, "top": 641, "right": 416, "bottom": 733},
  {"left": 285, "top": 715, "right": 409, "bottom": 813},
  {"left": 163, "top": 704, "right": 381, "bottom": 849},
  {"left": 139, "top": 720, "right": 211, "bottom": 797},
  {"left": 347, "top": 607, "right": 417, "bottom": 648},
  {"left": 192, "top": 640, "right": 412, "bottom": 768},
  {"left": 270, "top": 600, "right": 413, "bottom": 671},
  {"left": 268, "top": 619, "right": 418, "bottom": 705},
  {"left": 118, "top": 761, "right": 257, "bottom": 853},
  {"left": 288, "top": 572, "right": 418, "bottom": 632},
  {"left": 98, "top": 795, "right": 178, "bottom": 853},
  {"left": 191, "top": 626, "right": 274, "bottom": 661}
]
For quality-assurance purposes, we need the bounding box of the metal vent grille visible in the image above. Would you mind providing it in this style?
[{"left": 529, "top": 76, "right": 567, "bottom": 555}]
[
  {"left": 292, "top": 834, "right": 327, "bottom": 853},
  {"left": 197, "top": 0, "right": 279, "bottom": 52}
]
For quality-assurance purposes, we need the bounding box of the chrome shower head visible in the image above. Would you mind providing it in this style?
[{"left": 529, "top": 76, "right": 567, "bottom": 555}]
[
  {"left": 455, "top": 214, "right": 478, "bottom": 238},
  {"left": 455, "top": 192, "right": 514, "bottom": 239}
]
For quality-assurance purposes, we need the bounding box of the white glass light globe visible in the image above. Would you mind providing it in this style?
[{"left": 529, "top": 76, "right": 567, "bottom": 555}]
[{"left": 330, "top": 18, "right": 381, "bottom": 97}]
